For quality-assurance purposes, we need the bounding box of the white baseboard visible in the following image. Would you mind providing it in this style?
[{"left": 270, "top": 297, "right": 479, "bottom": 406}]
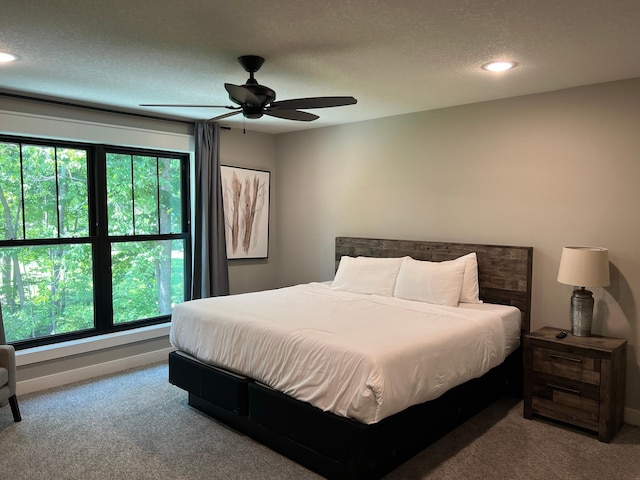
[
  {"left": 625, "top": 406, "right": 640, "bottom": 427},
  {"left": 17, "top": 346, "right": 176, "bottom": 396}
]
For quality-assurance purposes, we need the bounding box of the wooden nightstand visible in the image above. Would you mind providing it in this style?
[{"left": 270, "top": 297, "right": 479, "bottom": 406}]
[{"left": 524, "top": 326, "right": 627, "bottom": 442}]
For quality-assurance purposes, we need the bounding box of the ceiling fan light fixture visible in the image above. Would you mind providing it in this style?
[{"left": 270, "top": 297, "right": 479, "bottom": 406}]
[
  {"left": 481, "top": 61, "right": 517, "bottom": 72},
  {"left": 0, "top": 52, "right": 19, "bottom": 63}
]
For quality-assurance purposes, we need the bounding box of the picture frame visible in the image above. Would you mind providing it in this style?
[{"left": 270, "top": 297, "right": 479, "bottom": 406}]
[{"left": 220, "top": 165, "right": 270, "bottom": 259}]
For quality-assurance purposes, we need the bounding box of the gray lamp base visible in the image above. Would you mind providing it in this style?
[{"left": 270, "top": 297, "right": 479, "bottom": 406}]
[{"left": 571, "top": 287, "right": 594, "bottom": 336}]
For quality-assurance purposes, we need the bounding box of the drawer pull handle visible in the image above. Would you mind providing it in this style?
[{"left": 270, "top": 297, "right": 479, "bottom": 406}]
[
  {"left": 548, "top": 383, "right": 581, "bottom": 395},
  {"left": 549, "top": 353, "right": 582, "bottom": 363}
]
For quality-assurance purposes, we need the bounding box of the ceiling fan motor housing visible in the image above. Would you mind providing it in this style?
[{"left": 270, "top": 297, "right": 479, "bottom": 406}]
[
  {"left": 242, "top": 83, "right": 276, "bottom": 106},
  {"left": 242, "top": 104, "right": 264, "bottom": 119}
]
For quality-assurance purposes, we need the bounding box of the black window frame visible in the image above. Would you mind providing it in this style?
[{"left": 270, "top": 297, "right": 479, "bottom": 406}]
[{"left": 0, "top": 134, "right": 191, "bottom": 350}]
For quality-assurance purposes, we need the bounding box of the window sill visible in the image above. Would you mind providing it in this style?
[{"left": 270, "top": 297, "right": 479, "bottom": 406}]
[{"left": 15, "top": 322, "right": 172, "bottom": 367}]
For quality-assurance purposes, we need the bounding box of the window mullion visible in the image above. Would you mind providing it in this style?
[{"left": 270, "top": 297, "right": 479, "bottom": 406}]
[
  {"left": 156, "top": 157, "right": 160, "bottom": 234},
  {"left": 130, "top": 155, "right": 136, "bottom": 236},
  {"left": 54, "top": 147, "right": 61, "bottom": 238},
  {"left": 18, "top": 143, "right": 26, "bottom": 240},
  {"left": 92, "top": 146, "right": 113, "bottom": 332}
]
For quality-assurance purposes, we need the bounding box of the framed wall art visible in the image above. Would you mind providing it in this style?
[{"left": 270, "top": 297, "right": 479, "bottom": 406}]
[{"left": 220, "top": 165, "right": 270, "bottom": 259}]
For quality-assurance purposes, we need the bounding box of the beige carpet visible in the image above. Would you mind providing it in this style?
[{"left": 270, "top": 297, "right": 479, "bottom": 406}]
[{"left": 1, "top": 362, "right": 638, "bottom": 479}]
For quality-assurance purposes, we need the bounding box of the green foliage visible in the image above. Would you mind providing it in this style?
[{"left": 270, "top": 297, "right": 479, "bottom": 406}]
[
  {"left": 111, "top": 239, "right": 184, "bottom": 324},
  {"left": 0, "top": 142, "right": 186, "bottom": 344},
  {"left": 0, "top": 244, "right": 94, "bottom": 341}
]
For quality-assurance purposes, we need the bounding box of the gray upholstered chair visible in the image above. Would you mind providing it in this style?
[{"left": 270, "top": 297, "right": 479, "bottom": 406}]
[{"left": 0, "top": 303, "right": 21, "bottom": 422}]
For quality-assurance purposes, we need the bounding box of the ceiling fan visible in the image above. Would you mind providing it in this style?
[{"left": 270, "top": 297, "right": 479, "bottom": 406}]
[{"left": 140, "top": 55, "right": 357, "bottom": 122}]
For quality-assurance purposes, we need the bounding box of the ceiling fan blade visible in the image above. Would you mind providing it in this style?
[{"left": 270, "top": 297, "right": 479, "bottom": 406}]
[
  {"left": 264, "top": 109, "right": 319, "bottom": 122},
  {"left": 140, "top": 104, "right": 237, "bottom": 109},
  {"left": 207, "top": 110, "right": 241, "bottom": 122},
  {"left": 225, "top": 83, "right": 262, "bottom": 106},
  {"left": 269, "top": 96, "right": 357, "bottom": 111}
]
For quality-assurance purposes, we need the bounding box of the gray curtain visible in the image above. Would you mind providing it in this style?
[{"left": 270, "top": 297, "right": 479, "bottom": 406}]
[
  {"left": 191, "top": 122, "right": 229, "bottom": 299},
  {"left": 0, "top": 302, "right": 6, "bottom": 344}
]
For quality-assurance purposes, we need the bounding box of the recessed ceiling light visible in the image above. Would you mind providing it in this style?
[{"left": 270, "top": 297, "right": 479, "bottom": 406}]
[
  {"left": 481, "top": 61, "right": 517, "bottom": 72},
  {"left": 0, "top": 52, "right": 19, "bottom": 63}
]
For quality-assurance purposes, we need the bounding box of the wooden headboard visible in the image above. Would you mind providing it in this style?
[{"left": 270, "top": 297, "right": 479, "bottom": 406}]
[{"left": 335, "top": 237, "right": 533, "bottom": 334}]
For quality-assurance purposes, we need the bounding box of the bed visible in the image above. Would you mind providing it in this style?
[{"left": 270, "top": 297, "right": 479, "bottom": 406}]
[{"left": 168, "top": 237, "right": 533, "bottom": 479}]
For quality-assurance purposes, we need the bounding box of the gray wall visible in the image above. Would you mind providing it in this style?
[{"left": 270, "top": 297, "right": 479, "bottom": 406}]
[
  {"left": 220, "top": 128, "right": 279, "bottom": 293},
  {"left": 274, "top": 78, "right": 640, "bottom": 417}
]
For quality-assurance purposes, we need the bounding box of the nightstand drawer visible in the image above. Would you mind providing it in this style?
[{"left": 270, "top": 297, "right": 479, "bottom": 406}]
[
  {"left": 531, "top": 373, "right": 600, "bottom": 430},
  {"left": 532, "top": 346, "right": 600, "bottom": 385}
]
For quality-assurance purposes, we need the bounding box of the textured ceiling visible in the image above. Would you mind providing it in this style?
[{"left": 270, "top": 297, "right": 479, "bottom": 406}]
[{"left": 1, "top": 0, "right": 640, "bottom": 134}]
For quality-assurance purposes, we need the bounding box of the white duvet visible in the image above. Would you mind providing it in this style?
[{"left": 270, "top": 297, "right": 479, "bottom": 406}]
[{"left": 169, "top": 282, "right": 520, "bottom": 424}]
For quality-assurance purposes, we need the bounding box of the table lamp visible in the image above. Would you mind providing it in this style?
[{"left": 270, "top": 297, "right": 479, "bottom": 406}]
[{"left": 557, "top": 246, "right": 610, "bottom": 336}]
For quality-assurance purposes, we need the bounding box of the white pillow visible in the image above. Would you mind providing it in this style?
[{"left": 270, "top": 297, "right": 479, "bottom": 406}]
[
  {"left": 449, "top": 252, "right": 481, "bottom": 304},
  {"left": 394, "top": 257, "right": 466, "bottom": 307},
  {"left": 331, "top": 256, "right": 405, "bottom": 296}
]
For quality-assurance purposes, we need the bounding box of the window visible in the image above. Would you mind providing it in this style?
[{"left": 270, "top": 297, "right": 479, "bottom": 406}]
[{"left": 0, "top": 136, "right": 190, "bottom": 348}]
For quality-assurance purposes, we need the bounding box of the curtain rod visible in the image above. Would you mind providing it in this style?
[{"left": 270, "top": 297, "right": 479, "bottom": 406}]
[{"left": 0, "top": 91, "right": 231, "bottom": 130}]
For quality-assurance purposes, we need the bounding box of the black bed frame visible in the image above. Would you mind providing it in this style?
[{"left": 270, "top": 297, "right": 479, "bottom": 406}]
[{"left": 169, "top": 237, "right": 533, "bottom": 479}]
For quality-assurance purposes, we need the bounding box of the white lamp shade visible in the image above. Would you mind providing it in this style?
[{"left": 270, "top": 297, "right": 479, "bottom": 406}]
[{"left": 557, "top": 246, "right": 610, "bottom": 288}]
